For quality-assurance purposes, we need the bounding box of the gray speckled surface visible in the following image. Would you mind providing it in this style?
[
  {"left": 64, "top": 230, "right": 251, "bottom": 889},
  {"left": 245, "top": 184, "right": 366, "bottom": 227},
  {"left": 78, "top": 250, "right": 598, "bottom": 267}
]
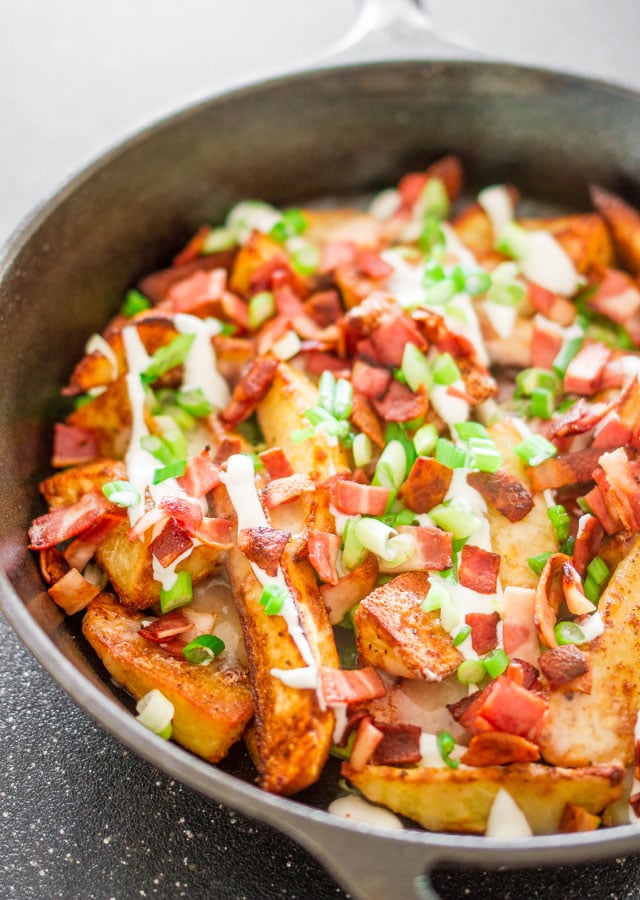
[{"left": 3, "top": 2, "right": 640, "bottom": 898}]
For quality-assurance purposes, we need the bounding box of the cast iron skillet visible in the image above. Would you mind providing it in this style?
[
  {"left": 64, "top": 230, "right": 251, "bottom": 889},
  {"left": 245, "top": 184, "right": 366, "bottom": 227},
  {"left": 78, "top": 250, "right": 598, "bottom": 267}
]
[{"left": 2, "top": 2, "right": 640, "bottom": 897}]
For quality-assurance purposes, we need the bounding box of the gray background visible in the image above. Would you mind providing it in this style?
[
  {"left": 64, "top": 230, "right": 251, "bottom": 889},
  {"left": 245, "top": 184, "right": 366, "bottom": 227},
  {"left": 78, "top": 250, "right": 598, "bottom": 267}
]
[{"left": 2, "top": 1, "right": 640, "bottom": 898}]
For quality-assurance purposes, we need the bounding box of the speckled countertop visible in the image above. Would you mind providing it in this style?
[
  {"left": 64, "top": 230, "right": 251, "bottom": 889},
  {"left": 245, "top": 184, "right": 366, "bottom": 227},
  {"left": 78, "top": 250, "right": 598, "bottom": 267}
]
[{"left": 3, "top": 3, "right": 640, "bottom": 898}]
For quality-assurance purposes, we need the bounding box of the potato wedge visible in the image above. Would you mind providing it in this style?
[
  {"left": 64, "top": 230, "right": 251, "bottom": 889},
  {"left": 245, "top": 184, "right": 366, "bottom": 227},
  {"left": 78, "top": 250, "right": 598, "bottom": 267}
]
[
  {"left": 67, "top": 377, "right": 132, "bottom": 459},
  {"left": 303, "top": 208, "right": 383, "bottom": 248},
  {"left": 354, "top": 572, "right": 462, "bottom": 680},
  {"left": 342, "top": 761, "right": 624, "bottom": 835},
  {"left": 519, "top": 212, "right": 614, "bottom": 273},
  {"left": 590, "top": 185, "right": 640, "bottom": 274},
  {"left": 539, "top": 534, "right": 640, "bottom": 767},
  {"left": 40, "top": 459, "right": 127, "bottom": 509},
  {"left": 82, "top": 592, "right": 253, "bottom": 762}
]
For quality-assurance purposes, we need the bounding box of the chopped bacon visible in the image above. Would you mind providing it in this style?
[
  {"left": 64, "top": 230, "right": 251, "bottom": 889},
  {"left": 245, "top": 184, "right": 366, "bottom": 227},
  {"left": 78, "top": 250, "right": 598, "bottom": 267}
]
[
  {"left": 534, "top": 553, "right": 567, "bottom": 649},
  {"left": 177, "top": 449, "right": 221, "bottom": 497},
  {"left": 371, "top": 723, "right": 422, "bottom": 766},
  {"left": 52, "top": 423, "right": 99, "bottom": 467},
  {"left": 307, "top": 531, "right": 340, "bottom": 584},
  {"left": 502, "top": 587, "right": 540, "bottom": 667},
  {"left": 274, "top": 283, "right": 305, "bottom": 318},
  {"left": 138, "top": 610, "right": 194, "bottom": 644},
  {"left": 304, "top": 289, "right": 343, "bottom": 327},
  {"left": 563, "top": 341, "right": 611, "bottom": 395},
  {"left": 319, "top": 241, "right": 356, "bottom": 274},
  {"left": 583, "top": 484, "right": 623, "bottom": 534},
  {"left": 77, "top": 511, "right": 125, "bottom": 546},
  {"left": 149, "top": 518, "right": 193, "bottom": 568},
  {"left": 372, "top": 380, "right": 428, "bottom": 423},
  {"left": 394, "top": 526, "right": 453, "bottom": 571},
  {"left": 47, "top": 567, "right": 101, "bottom": 615},
  {"left": 530, "top": 315, "right": 564, "bottom": 369},
  {"left": 351, "top": 360, "right": 392, "bottom": 400},
  {"left": 465, "top": 611, "right": 500, "bottom": 655},
  {"left": 212, "top": 438, "right": 243, "bottom": 466},
  {"left": 172, "top": 224, "right": 212, "bottom": 266},
  {"left": 157, "top": 496, "right": 204, "bottom": 535},
  {"left": 593, "top": 413, "right": 633, "bottom": 450},
  {"left": 333, "top": 480, "right": 389, "bottom": 516},
  {"left": 165, "top": 268, "right": 227, "bottom": 316},
  {"left": 259, "top": 447, "right": 295, "bottom": 480},
  {"left": 195, "top": 516, "right": 234, "bottom": 547},
  {"left": 539, "top": 645, "right": 591, "bottom": 691},
  {"left": 320, "top": 553, "right": 379, "bottom": 624},
  {"left": 618, "top": 377, "right": 640, "bottom": 433},
  {"left": 466, "top": 469, "right": 534, "bottom": 522},
  {"left": 127, "top": 507, "right": 169, "bottom": 543},
  {"left": 572, "top": 514, "right": 604, "bottom": 575},
  {"left": 138, "top": 251, "right": 236, "bottom": 304},
  {"left": 402, "top": 457, "right": 452, "bottom": 513},
  {"left": 596, "top": 447, "right": 640, "bottom": 531},
  {"left": 302, "top": 350, "right": 349, "bottom": 376},
  {"left": 506, "top": 658, "right": 541, "bottom": 691},
  {"left": 39, "top": 547, "right": 70, "bottom": 586},
  {"left": 562, "top": 560, "right": 596, "bottom": 615},
  {"left": 547, "top": 398, "right": 611, "bottom": 440},
  {"left": 370, "top": 315, "right": 427, "bottom": 368},
  {"left": 64, "top": 538, "right": 98, "bottom": 572},
  {"left": 350, "top": 392, "right": 385, "bottom": 448},
  {"left": 262, "top": 473, "right": 315, "bottom": 509},
  {"left": 397, "top": 155, "right": 463, "bottom": 210},
  {"left": 355, "top": 249, "right": 393, "bottom": 281},
  {"left": 237, "top": 526, "right": 290, "bottom": 577},
  {"left": 319, "top": 666, "right": 387, "bottom": 706},
  {"left": 349, "top": 718, "right": 384, "bottom": 772},
  {"left": 587, "top": 268, "right": 640, "bottom": 344},
  {"left": 28, "top": 490, "right": 114, "bottom": 550},
  {"left": 220, "top": 357, "right": 279, "bottom": 426},
  {"left": 461, "top": 731, "right": 540, "bottom": 767},
  {"left": 446, "top": 689, "right": 493, "bottom": 734},
  {"left": 458, "top": 544, "right": 501, "bottom": 595},
  {"left": 526, "top": 447, "right": 603, "bottom": 491},
  {"left": 559, "top": 803, "right": 601, "bottom": 833},
  {"left": 474, "top": 675, "right": 549, "bottom": 742}
]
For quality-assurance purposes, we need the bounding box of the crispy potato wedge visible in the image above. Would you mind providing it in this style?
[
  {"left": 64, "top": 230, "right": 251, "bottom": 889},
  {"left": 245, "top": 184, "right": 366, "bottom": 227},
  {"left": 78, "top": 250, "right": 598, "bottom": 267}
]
[
  {"left": 66, "top": 377, "right": 133, "bottom": 459},
  {"left": 519, "top": 212, "right": 614, "bottom": 273},
  {"left": 451, "top": 202, "right": 496, "bottom": 259},
  {"left": 539, "top": 535, "right": 640, "bottom": 767},
  {"left": 40, "top": 459, "right": 127, "bottom": 509},
  {"left": 354, "top": 572, "right": 462, "bottom": 680},
  {"left": 342, "top": 761, "right": 624, "bottom": 835},
  {"left": 229, "top": 231, "right": 288, "bottom": 297},
  {"left": 590, "top": 185, "right": 640, "bottom": 274},
  {"left": 82, "top": 592, "right": 253, "bottom": 762}
]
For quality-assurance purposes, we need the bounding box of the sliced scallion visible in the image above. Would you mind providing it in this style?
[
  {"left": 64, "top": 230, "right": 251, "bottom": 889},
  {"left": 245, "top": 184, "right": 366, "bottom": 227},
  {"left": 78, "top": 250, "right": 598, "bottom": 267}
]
[
  {"left": 529, "top": 386, "right": 555, "bottom": 419},
  {"left": 528, "top": 552, "right": 552, "bottom": 576},
  {"left": 136, "top": 689, "right": 174, "bottom": 738},
  {"left": 176, "top": 387, "right": 213, "bottom": 418},
  {"left": 553, "top": 333, "right": 584, "bottom": 378},
  {"left": 183, "top": 634, "right": 225, "bottom": 665},
  {"left": 554, "top": 621, "right": 586, "bottom": 646},
  {"left": 429, "top": 500, "right": 481, "bottom": 540},
  {"left": 483, "top": 648, "right": 510, "bottom": 679},
  {"left": 121, "top": 289, "right": 151, "bottom": 318},
  {"left": 291, "top": 244, "right": 320, "bottom": 276},
  {"left": 102, "top": 480, "right": 141, "bottom": 508},
  {"left": 457, "top": 659, "right": 486, "bottom": 685},
  {"left": 159, "top": 571, "right": 193, "bottom": 614},
  {"left": 341, "top": 519, "right": 367, "bottom": 570},
  {"left": 334, "top": 379, "right": 353, "bottom": 420},
  {"left": 453, "top": 624, "right": 472, "bottom": 647},
  {"left": 401, "top": 343, "right": 433, "bottom": 393},
  {"left": 259, "top": 583, "right": 288, "bottom": 616},
  {"left": 141, "top": 334, "right": 195, "bottom": 385},
  {"left": 432, "top": 353, "right": 461, "bottom": 386},
  {"left": 153, "top": 459, "right": 187, "bottom": 484},
  {"left": 513, "top": 433, "right": 558, "bottom": 467},
  {"left": 354, "top": 517, "right": 395, "bottom": 560},
  {"left": 547, "top": 504, "right": 570, "bottom": 544},
  {"left": 248, "top": 291, "right": 275, "bottom": 329},
  {"left": 373, "top": 440, "right": 407, "bottom": 491},
  {"left": 352, "top": 432, "right": 373, "bottom": 468},
  {"left": 413, "top": 423, "right": 438, "bottom": 456},
  {"left": 435, "top": 438, "right": 467, "bottom": 470},
  {"left": 436, "top": 730, "right": 460, "bottom": 769}
]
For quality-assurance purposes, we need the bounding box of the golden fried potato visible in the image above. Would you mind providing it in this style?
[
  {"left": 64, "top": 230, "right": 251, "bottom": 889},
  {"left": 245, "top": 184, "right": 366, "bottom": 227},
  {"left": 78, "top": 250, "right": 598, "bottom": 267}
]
[
  {"left": 590, "top": 185, "right": 640, "bottom": 274},
  {"left": 66, "top": 378, "right": 132, "bottom": 459},
  {"left": 303, "top": 208, "right": 384, "bottom": 248},
  {"left": 519, "top": 212, "right": 614, "bottom": 273},
  {"left": 39, "top": 459, "right": 127, "bottom": 509},
  {"left": 82, "top": 592, "right": 253, "bottom": 762}
]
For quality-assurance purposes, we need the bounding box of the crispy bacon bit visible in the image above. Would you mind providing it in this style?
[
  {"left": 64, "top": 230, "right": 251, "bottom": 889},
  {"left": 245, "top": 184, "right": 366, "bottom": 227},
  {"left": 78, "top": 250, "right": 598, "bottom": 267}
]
[
  {"left": 547, "top": 398, "right": 611, "bottom": 440},
  {"left": 212, "top": 438, "right": 243, "bottom": 466},
  {"left": 258, "top": 447, "right": 295, "bottom": 480},
  {"left": 562, "top": 560, "right": 597, "bottom": 615},
  {"left": 351, "top": 360, "right": 392, "bottom": 400},
  {"left": 534, "top": 553, "right": 567, "bottom": 649},
  {"left": 458, "top": 545, "right": 500, "bottom": 595},
  {"left": 371, "top": 723, "right": 422, "bottom": 766},
  {"left": 395, "top": 526, "right": 453, "bottom": 571},
  {"left": 475, "top": 675, "right": 549, "bottom": 742},
  {"left": 320, "top": 241, "right": 356, "bottom": 274},
  {"left": 47, "top": 568, "right": 101, "bottom": 615},
  {"left": 28, "top": 490, "right": 114, "bottom": 550},
  {"left": 52, "top": 423, "right": 99, "bottom": 467},
  {"left": 526, "top": 447, "right": 603, "bottom": 491},
  {"left": 370, "top": 315, "right": 427, "bottom": 368},
  {"left": 165, "top": 268, "right": 227, "bottom": 316},
  {"left": 466, "top": 469, "right": 534, "bottom": 522},
  {"left": 177, "top": 450, "right": 221, "bottom": 497},
  {"left": 319, "top": 666, "right": 387, "bottom": 706},
  {"left": 583, "top": 484, "right": 622, "bottom": 534},
  {"left": 333, "top": 480, "right": 389, "bottom": 516},
  {"left": 349, "top": 718, "right": 384, "bottom": 772},
  {"left": 172, "top": 224, "right": 212, "bottom": 266},
  {"left": 304, "top": 289, "right": 343, "bottom": 327},
  {"left": 461, "top": 731, "right": 540, "bottom": 767},
  {"left": 539, "top": 645, "right": 591, "bottom": 691},
  {"left": 320, "top": 553, "right": 379, "bottom": 624},
  {"left": 220, "top": 356, "right": 279, "bottom": 426},
  {"left": 351, "top": 392, "right": 385, "bottom": 448},
  {"left": 149, "top": 518, "right": 193, "bottom": 568},
  {"left": 586, "top": 268, "right": 640, "bottom": 343},
  {"left": 596, "top": 447, "right": 640, "bottom": 531},
  {"left": 593, "top": 413, "right": 633, "bottom": 451},
  {"left": 307, "top": 531, "right": 340, "bottom": 584},
  {"left": 195, "top": 516, "right": 234, "bottom": 547},
  {"left": 572, "top": 514, "right": 604, "bottom": 575},
  {"left": 302, "top": 350, "right": 348, "bottom": 376},
  {"left": 372, "top": 380, "right": 428, "bottom": 423},
  {"left": 237, "top": 526, "right": 290, "bottom": 577},
  {"left": 506, "top": 658, "right": 541, "bottom": 691},
  {"left": 530, "top": 315, "right": 564, "bottom": 369},
  {"left": 446, "top": 689, "right": 491, "bottom": 734},
  {"left": 262, "top": 473, "right": 315, "bottom": 509},
  {"left": 559, "top": 803, "right": 601, "bottom": 833},
  {"left": 355, "top": 249, "right": 394, "bottom": 281},
  {"left": 138, "top": 251, "right": 235, "bottom": 304},
  {"left": 401, "top": 457, "right": 452, "bottom": 513},
  {"left": 127, "top": 507, "right": 169, "bottom": 543},
  {"left": 39, "top": 547, "right": 70, "bottom": 586},
  {"left": 564, "top": 341, "right": 612, "bottom": 395},
  {"left": 157, "top": 496, "right": 204, "bottom": 535},
  {"left": 138, "top": 611, "right": 194, "bottom": 644},
  {"left": 77, "top": 511, "right": 125, "bottom": 546},
  {"left": 502, "top": 587, "right": 540, "bottom": 667},
  {"left": 465, "top": 611, "right": 500, "bottom": 655}
]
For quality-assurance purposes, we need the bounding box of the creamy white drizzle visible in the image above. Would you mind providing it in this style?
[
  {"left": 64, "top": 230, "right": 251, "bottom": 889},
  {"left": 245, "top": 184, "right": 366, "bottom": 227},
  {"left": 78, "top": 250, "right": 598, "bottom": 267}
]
[
  {"left": 328, "top": 796, "right": 404, "bottom": 830},
  {"left": 86, "top": 333, "right": 119, "bottom": 381},
  {"left": 174, "top": 313, "right": 230, "bottom": 409},
  {"left": 332, "top": 703, "right": 348, "bottom": 743},
  {"left": 429, "top": 383, "right": 469, "bottom": 431},
  {"left": 520, "top": 231, "right": 579, "bottom": 296},
  {"left": 419, "top": 732, "right": 465, "bottom": 768},
  {"left": 485, "top": 789, "right": 533, "bottom": 838},
  {"left": 152, "top": 543, "right": 197, "bottom": 592},
  {"left": 477, "top": 185, "right": 514, "bottom": 238}
]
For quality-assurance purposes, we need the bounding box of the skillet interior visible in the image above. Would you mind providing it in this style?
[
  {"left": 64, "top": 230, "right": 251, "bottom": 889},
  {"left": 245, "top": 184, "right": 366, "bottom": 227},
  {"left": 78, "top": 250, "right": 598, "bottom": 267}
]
[{"left": 2, "top": 60, "right": 640, "bottom": 897}]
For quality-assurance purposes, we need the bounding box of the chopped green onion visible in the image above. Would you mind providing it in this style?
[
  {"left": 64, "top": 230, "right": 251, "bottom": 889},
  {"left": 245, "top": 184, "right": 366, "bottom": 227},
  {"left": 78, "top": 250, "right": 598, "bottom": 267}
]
[
  {"left": 290, "top": 427, "right": 315, "bottom": 444},
  {"left": 74, "top": 394, "right": 94, "bottom": 410},
  {"left": 529, "top": 386, "right": 555, "bottom": 419},
  {"left": 435, "top": 438, "right": 467, "bottom": 470},
  {"left": 436, "top": 730, "right": 460, "bottom": 769},
  {"left": 554, "top": 621, "right": 587, "bottom": 646},
  {"left": 457, "top": 659, "right": 486, "bottom": 685},
  {"left": 304, "top": 405, "right": 338, "bottom": 428},
  {"left": 586, "top": 555, "right": 609, "bottom": 586},
  {"left": 495, "top": 221, "right": 529, "bottom": 259},
  {"left": 136, "top": 689, "right": 174, "bottom": 738},
  {"left": 176, "top": 387, "right": 213, "bottom": 418},
  {"left": 413, "top": 423, "right": 438, "bottom": 456},
  {"left": 373, "top": 440, "right": 407, "bottom": 491},
  {"left": 401, "top": 343, "right": 433, "bottom": 393},
  {"left": 317, "top": 371, "right": 336, "bottom": 413},
  {"left": 354, "top": 518, "right": 395, "bottom": 560},
  {"left": 418, "top": 215, "right": 445, "bottom": 255},
  {"left": 202, "top": 226, "right": 236, "bottom": 253},
  {"left": 515, "top": 367, "right": 559, "bottom": 398},
  {"left": 467, "top": 437, "right": 502, "bottom": 473},
  {"left": 183, "top": 634, "right": 225, "bottom": 665},
  {"left": 291, "top": 244, "right": 320, "bottom": 276},
  {"left": 528, "top": 552, "right": 552, "bottom": 576},
  {"left": 153, "top": 459, "right": 187, "bottom": 484},
  {"left": 141, "top": 433, "right": 173, "bottom": 464},
  {"left": 486, "top": 282, "right": 525, "bottom": 306},
  {"left": 341, "top": 519, "right": 367, "bottom": 570},
  {"left": 388, "top": 507, "right": 415, "bottom": 527},
  {"left": 141, "top": 334, "right": 195, "bottom": 385},
  {"left": 269, "top": 208, "right": 307, "bottom": 243},
  {"left": 419, "top": 178, "right": 450, "bottom": 219},
  {"left": 453, "top": 624, "right": 472, "bottom": 647},
  {"left": 513, "top": 433, "right": 558, "bottom": 467},
  {"left": 259, "top": 583, "right": 288, "bottom": 616},
  {"left": 432, "top": 353, "right": 461, "bottom": 386},
  {"left": 553, "top": 333, "right": 584, "bottom": 378},
  {"left": 160, "top": 571, "right": 193, "bottom": 614},
  {"left": 560, "top": 536, "right": 576, "bottom": 556},
  {"left": 547, "top": 504, "right": 570, "bottom": 544},
  {"left": 423, "top": 261, "right": 446, "bottom": 285},
  {"left": 334, "top": 379, "right": 353, "bottom": 420},
  {"left": 102, "top": 480, "right": 141, "bottom": 508},
  {"left": 352, "top": 432, "right": 373, "bottom": 468},
  {"left": 429, "top": 499, "right": 482, "bottom": 540},
  {"left": 483, "top": 648, "right": 510, "bottom": 679},
  {"left": 248, "top": 290, "right": 275, "bottom": 329},
  {"left": 421, "top": 580, "right": 451, "bottom": 613},
  {"left": 121, "top": 289, "right": 151, "bottom": 318},
  {"left": 155, "top": 416, "right": 189, "bottom": 462},
  {"left": 465, "top": 271, "right": 492, "bottom": 296},
  {"left": 329, "top": 730, "right": 357, "bottom": 761},
  {"left": 383, "top": 533, "right": 416, "bottom": 568},
  {"left": 454, "top": 422, "right": 488, "bottom": 441},
  {"left": 583, "top": 575, "right": 602, "bottom": 604},
  {"left": 384, "top": 423, "right": 417, "bottom": 471}
]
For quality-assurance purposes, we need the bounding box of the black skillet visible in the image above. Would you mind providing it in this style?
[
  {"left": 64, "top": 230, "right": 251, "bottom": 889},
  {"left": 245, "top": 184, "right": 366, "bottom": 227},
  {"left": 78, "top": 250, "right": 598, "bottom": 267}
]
[{"left": 2, "top": 2, "right": 640, "bottom": 897}]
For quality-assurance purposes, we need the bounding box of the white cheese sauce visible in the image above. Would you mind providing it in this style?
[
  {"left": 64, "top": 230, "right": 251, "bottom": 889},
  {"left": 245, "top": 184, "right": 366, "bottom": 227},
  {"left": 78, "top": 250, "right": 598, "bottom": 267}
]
[
  {"left": 477, "top": 185, "right": 514, "bottom": 238},
  {"left": 174, "top": 313, "right": 230, "bottom": 409},
  {"left": 328, "top": 795, "right": 404, "bottom": 830},
  {"left": 86, "top": 332, "right": 119, "bottom": 381},
  {"left": 485, "top": 789, "right": 533, "bottom": 838}
]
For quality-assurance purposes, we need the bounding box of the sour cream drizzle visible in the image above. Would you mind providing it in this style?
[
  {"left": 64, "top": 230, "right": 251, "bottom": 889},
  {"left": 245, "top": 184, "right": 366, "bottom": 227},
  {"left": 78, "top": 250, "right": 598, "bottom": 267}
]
[
  {"left": 328, "top": 795, "right": 404, "bottom": 830},
  {"left": 173, "top": 313, "right": 230, "bottom": 409},
  {"left": 485, "top": 789, "right": 533, "bottom": 838}
]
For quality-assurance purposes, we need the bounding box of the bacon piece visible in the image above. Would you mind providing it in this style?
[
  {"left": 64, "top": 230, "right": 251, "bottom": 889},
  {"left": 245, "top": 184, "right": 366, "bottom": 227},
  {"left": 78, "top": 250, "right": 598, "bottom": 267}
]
[
  {"left": 354, "top": 249, "right": 393, "bottom": 281},
  {"left": 237, "top": 526, "right": 290, "bottom": 577},
  {"left": 52, "top": 423, "right": 99, "bottom": 467},
  {"left": 157, "top": 496, "right": 204, "bottom": 535},
  {"left": 63, "top": 538, "right": 98, "bottom": 572},
  {"left": 559, "top": 803, "right": 601, "bottom": 833},
  {"left": 47, "top": 568, "right": 102, "bottom": 615},
  {"left": 164, "top": 267, "right": 228, "bottom": 316},
  {"left": 547, "top": 398, "right": 611, "bottom": 440},
  {"left": 262, "top": 473, "right": 315, "bottom": 509},
  {"left": 127, "top": 507, "right": 169, "bottom": 543},
  {"left": 461, "top": 731, "right": 540, "bottom": 767},
  {"left": 350, "top": 392, "right": 385, "bottom": 448},
  {"left": 539, "top": 645, "right": 591, "bottom": 691},
  {"left": 562, "top": 560, "right": 597, "bottom": 615},
  {"left": 258, "top": 447, "right": 295, "bottom": 480},
  {"left": 138, "top": 611, "right": 194, "bottom": 644},
  {"left": 527, "top": 283, "right": 575, "bottom": 327},
  {"left": 475, "top": 675, "right": 549, "bottom": 742},
  {"left": 172, "top": 224, "right": 212, "bottom": 266},
  {"left": 534, "top": 553, "right": 568, "bottom": 649},
  {"left": 371, "top": 723, "right": 422, "bottom": 766},
  {"left": 596, "top": 447, "right": 640, "bottom": 530},
  {"left": 564, "top": 341, "right": 611, "bottom": 395},
  {"left": 465, "top": 611, "right": 500, "bottom": 655},
  {"left": 274, "top": 283, "right": 305, "bottom": 318},
  {"left": 39, "top": 547, "right": 70, "bottom": 586},
  {"left": 333, "top": 480, "right": 389, "bottom": 516},
  {"left": 77, "top": 511, "right": 125, "bottom": 546},
  {"left": 320, "top": 241, "right": 356, "bottom": 274},
  {"left": 138, "top": 251, "right": 236, "bottom": 304},
  {"left": 149, "top": 518, "right": 193, "bottom": 568},
  {"left": 307, "top": 531, "right": 340, "bottom": 585},
  {"left": 587, "top": 267, "right": 640, "bottom": 343},
  {"left": 458, "top": 544, "right": 500, "bottom": 595},
  {"left": 28, "top": 490, "right": 114, "bottom": 550},
  {"left": 212, "top": 438, "right": 242, "bottom": 466},
  {"left": 303, "top": 289, "right": 343, "bottom": 327},
  {"left": 583, "top": 484, "right": 622, "bottom": 534},
  {"left": 401, "top": 457, "right": 452, "bottom": 513},
  {"left": 502, "top": 587, "right": 540, "bottom": 667},
  {"left": 394, "top": 526, "right": 453, "bottom": 571},
  {"left": 349, "top": 718, "right": 384, "bottom": 772},
  {"left": 398, "top": 155, "right": 463, "bottom": 210},
  {"left": 466, "top": 469, "right": 533, "bottom": 522},
  {"left": 572, "top": 514, "right": 604, "bottom": 575},
  {"left": 372, "top": 380, "right": 428, "bottom": 423},
  {"left": 506, "top": 658, "right": 541, "bottom": 691},
  {"left": 530, "top": 315, "right": 564, "bottom": 369},
  {"left": 195, "top": 516, "right": 234, "bottom": 547},
  {"left": 370, "top": 315, "right": 427, "bottom": 368},
  {"left": 351, "top": 360, "right": 392, "bottom": 400},
  {"left": 320, "top": 553, "right": 379, "bottom": 624},
  {"left": 220, "top": 356, "right": 279, "bottom": 426},
  {"left": 319, "top": 666, "right": 387, "bottom": 706},
  {"left": 590, "top": 186, "right": 640, "bottom": 275},
  {"left": 302, "top": 350, "right": 348, "bottom": 376},
  {"left": 177, "top": 449, "right": 221, "bottom": 497},
  {"left": 526, "top": 447, "right": 603, "bottom": 491},
  {"left": 592, "top": 413, "right": 633, "bottom": 450}
]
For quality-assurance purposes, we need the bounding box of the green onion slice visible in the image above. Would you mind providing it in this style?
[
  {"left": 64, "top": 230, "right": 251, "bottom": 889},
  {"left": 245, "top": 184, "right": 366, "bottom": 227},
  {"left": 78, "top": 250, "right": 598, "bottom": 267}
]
[
  {"left": 160, "top": 571, "right": 193, "bottom": 614},
  {"left": 413, "top": 423, "right": 438, "bottom": 456},
  {"left": 435, "top": 438, "right": 467, "bottom": 470},
  {"left": 432, "top": 353, "right": 461, "bottom": 386},
  {"left": 586, "top": 555, "right": 609, "bottom": 586},
  {"left": 248, "top": 290, "right": 275, "bottom": 330},
  {"left": 341, "top": 519, "right": 367, "bottom": 570},
  {"left": 401, "top": 343, "right": 433, "bottom": 393},
  {"left": 436, "top": 729, "right": 460, "bottom": 769},
  {"left": 153, "top": 459, "right": 187, "bottom": 484},
  {"left": 554, "top": 621, "right": 587, "bottom": 646},
  {"left": 373, "top": 440, "right": 407, "bottom": 491},
  {"left": 483, "top": 648, "right": 510, "bottom": 679},
  {"left": 547, "top": 504, "right": 570, "bottom": 544},
  {"left": 136, "top": 689, "right": 174, "bottom": 738},
  {"left": 453, "top": 624, "right": 472, "bottom": 647},
  {"left": 183, "top": 634, "right": 225, "bottom": 665},
  {"left": 176, "top": 387, "right": 213, "bottom": 418},
  {"left": 259, "top": 583, "right": 289, "bottom": 616},
  {"left": 141, "top": 334, "right": 195, "bottom": 385},
  {"left": 429, "top": 499, "right": 482, "bottom": 541},
  {"left": 528, "top": 552, "right": 552, "bottom": 576},
  {"left": 352, "top": 432, "right": 373, "bottom": 468},
  {"left": 102, "top": 480, "right": 141, "bottom": 508},
  {"left": 334, "top": 379, "right": 353, "bottom": 420},
  {"left": 121, "top": 289, "right": 151, "bottom": 318},
  {"left": 513, "top": 433, "right": 558, "bottom": 467},
  {"left": 457, "top": 659, "right": 486, "bottom": 685}
]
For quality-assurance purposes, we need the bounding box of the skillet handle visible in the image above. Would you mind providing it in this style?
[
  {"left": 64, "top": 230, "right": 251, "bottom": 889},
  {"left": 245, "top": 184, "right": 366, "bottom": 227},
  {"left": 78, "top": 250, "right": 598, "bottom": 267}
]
[{"left": 323, "top": 0, "right": 479, "bottom": 63}]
